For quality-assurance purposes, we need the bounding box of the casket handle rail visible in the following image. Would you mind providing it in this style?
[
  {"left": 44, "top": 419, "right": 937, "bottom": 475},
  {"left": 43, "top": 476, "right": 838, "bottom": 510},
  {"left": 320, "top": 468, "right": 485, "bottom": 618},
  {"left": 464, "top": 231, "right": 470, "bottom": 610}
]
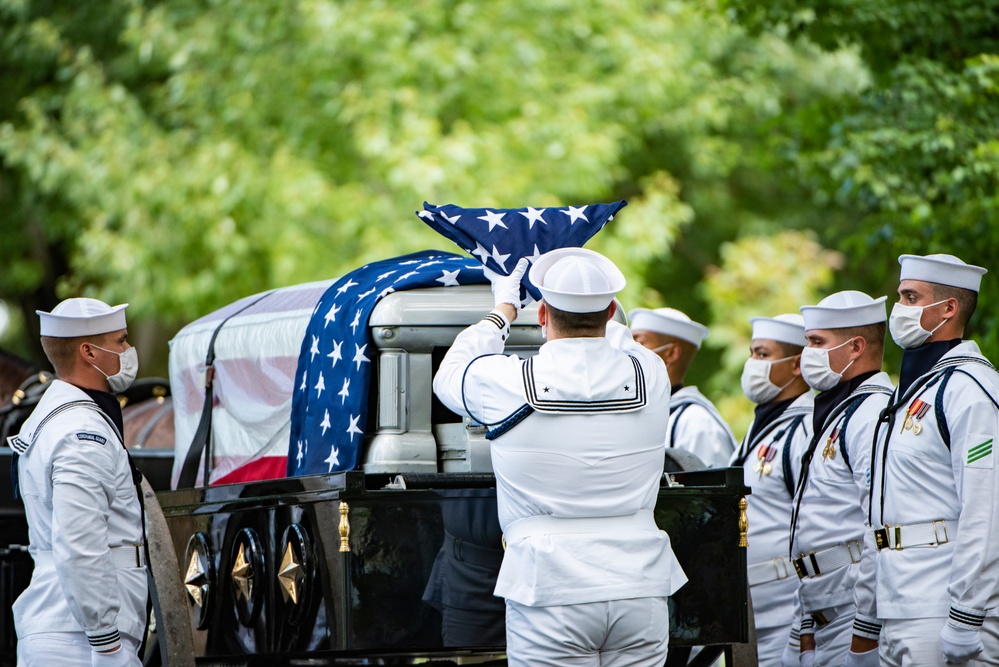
[
  {"left": 339, "top": 501, "right": 351, "bottom": 553},
  {"left": 738, "top": 497, "right": 748, "bottom": 548}
]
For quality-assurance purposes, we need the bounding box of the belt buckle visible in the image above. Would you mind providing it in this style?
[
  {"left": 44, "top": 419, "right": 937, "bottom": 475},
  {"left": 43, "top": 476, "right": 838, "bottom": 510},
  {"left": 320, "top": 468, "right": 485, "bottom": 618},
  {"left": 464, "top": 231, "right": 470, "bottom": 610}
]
[
  {"left": 808, "top": 550, "right": 821, "bottom": 577},
  {"left": 811, "top": 611, "right": 830, "bottom": 627},
  {"left": 846, "top": 539, "right": 862, "bottom": 564},
  {"left": 874, "top": 527, "right": 888, "bottom": 551},
  {"left": 793, "top": 556, "right": 806, "bottom": 580},
  {"left": 932, "top": 520, "right": 949, "bottom": 545},
  {"left": 773, "top": 557, "right": 790, "bottom": 581},
  {"left": 893, "top": 525, "right": 903, "bottom": 551}
]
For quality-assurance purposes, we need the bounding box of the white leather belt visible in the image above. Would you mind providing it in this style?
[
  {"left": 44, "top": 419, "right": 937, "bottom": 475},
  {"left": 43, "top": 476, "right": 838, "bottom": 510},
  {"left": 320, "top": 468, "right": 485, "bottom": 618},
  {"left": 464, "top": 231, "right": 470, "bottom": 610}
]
[
  {"left": 109, "top": 543, "right": 146, "bottom": 568},
  {"left": 793, "top": 539, "right": 863, "bottom": 579},
  {"left": 503, "top": 510, "right": 657, "bottom": 543},
  {"left": 34, "top": 544, "right": 146, "bottom": 569},
  {"left": 748, "top": 556, "right": 793, "bottom": 586},
  {"left": 874, "top": 520, "right": 952, "bottom": 551}
]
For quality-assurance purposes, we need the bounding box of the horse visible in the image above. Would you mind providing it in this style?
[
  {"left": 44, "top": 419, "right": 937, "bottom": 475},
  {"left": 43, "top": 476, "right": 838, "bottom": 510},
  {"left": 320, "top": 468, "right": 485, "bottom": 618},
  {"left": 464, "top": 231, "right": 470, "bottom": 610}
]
[{"left": 0, "top": 349, "right": 42, "bottom": 407}]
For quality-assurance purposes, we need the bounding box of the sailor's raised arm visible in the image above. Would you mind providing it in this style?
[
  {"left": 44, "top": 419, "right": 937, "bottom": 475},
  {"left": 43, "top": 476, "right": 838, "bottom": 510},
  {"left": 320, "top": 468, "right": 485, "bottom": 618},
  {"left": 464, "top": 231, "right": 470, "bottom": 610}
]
[
  {"left": 433, "top": 259, "right": 529, "bottom": 417},
  {"left": 433, "top": 308, "right": 512, "bottom": 417}
]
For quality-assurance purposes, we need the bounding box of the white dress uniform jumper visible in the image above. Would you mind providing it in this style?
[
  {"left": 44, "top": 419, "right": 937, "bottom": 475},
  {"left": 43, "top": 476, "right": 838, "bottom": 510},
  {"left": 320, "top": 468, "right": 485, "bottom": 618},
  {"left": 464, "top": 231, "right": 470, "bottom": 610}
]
[
  {"left": 629, "top": 307, "right": 736, "bottom": 468},
  {"left": 670, "top": 385, "right": 738, "bottom": 468},
  {"left": 871, "top": 341, "right": 999, "bottom": 666},
  {"left": 9, "top": 380, "right": 147, "bottom": 666},
  {"left": 789, "top": 371, "right": 893, "bottom": 665},
  {"left": 434, "top": 313, "right": 686, "bottom": 666},
  {"left": 731, "top": 391, "right": 813, "bottom": 664}
]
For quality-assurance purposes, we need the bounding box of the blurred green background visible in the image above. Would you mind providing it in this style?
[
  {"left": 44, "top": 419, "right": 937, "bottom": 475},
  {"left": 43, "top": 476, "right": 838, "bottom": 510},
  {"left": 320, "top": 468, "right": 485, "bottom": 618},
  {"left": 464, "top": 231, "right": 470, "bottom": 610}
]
[{"left": 2, "top": 0, "right": 997, "bottom": 435}]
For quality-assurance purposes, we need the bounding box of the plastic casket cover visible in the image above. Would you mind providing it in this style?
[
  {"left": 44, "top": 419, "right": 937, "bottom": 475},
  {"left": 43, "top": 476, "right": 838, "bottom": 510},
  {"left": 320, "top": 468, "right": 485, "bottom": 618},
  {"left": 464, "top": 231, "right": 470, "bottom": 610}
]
[
  {"left": 169, "top": 280, "right": 334, "bottom": 488},
  {"left": 155, "top": 468, "right": 750, "bottom": 663}
]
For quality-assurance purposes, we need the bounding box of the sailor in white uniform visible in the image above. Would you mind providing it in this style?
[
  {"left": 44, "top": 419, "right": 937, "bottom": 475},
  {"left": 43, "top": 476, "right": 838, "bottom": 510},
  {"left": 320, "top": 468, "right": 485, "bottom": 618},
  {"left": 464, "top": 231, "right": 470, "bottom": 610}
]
[
  {"left": 871, "top": 254, "right": 999, "bottom": 666},
  {"left": 434, "top": 249, "right": 686, "bottom": 666},
  {"left": 791, "top": 292, "right": 894, "bottom": 667},
  {"left": 629, "top": 307, "right": 736, "bottom": 468},
  {"left": 730, "top": 314, "right": 813, "bottom": 665},
  {"left": 9, "top": 298, "right": 146, "bottom": 667}
]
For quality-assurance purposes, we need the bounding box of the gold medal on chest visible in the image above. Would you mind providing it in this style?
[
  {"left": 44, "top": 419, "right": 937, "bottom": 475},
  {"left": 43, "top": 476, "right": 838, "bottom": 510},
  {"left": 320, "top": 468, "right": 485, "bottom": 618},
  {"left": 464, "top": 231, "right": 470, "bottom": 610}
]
[
  {"left": 822, "top": 427, "right": 840, "bottom": 462},
  {"left": 755, "top": 444, "right": 777, "bottom": 479},
  {"left": 901, "top": 399, "right": 930, "bottom": 436}
]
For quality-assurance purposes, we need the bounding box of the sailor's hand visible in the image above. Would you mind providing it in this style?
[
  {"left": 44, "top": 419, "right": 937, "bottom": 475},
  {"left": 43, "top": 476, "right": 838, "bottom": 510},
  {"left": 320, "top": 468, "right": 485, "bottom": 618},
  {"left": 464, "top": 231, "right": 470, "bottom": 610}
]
[
  {"left": 843, "top": 647, "right": 879, "bottom": 667},
  {"left": 940, "top": 622, "right": 983, "bottom": 663},
  {"left": 780, "top": 642, "right": 800, "bottom": 667},
  {"left": 483, "top": 258, "right": 530, "bottom": 310},
  {"left": 92, "top": 645, "right": 137, "bottom": 667}
]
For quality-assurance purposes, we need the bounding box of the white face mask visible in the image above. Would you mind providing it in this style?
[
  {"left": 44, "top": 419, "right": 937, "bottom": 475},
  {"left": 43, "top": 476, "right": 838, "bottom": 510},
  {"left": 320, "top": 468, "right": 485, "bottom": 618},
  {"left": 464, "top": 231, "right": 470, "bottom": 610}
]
[
  {"left": 800, "top": 338, "right": 857, "bottom": 391},
  {"left": 741, "top": 356, "right": 796, "bottom": 404},
  {"left": 90, "top": 345, "right": 139, "bottom": 394},
  {"left": 889, "top": 300, "right": 949, "bottom": 349},
  {"left": 651, "top": 343, "right": 674, "bottom": 354}
]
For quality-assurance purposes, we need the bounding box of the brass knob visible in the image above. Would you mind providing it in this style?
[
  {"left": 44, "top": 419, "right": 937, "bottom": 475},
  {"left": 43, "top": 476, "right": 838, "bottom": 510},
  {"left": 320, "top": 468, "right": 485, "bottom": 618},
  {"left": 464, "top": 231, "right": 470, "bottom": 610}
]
[
  {"left": 338, "top": 501, "right": 351, "bottom": 553},
  {"left": 738, "top": 497, "right": 749, "bottom": 548}
]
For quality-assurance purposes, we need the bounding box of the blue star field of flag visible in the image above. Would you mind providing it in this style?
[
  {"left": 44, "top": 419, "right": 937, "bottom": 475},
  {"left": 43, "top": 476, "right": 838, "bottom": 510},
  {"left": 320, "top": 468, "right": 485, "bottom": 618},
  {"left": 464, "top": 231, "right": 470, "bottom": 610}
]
[
  {"left": 417, "top": 200, "right": 627, "bottom": 301},
  {"left": 288, "top": 250, "right": 488, "bottom": 476}
]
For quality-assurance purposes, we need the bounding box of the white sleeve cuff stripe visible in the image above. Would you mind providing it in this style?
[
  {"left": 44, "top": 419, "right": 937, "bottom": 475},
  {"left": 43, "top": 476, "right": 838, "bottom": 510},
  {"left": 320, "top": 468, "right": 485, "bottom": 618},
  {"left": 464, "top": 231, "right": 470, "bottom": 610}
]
[
  {"left": 950, "top": 607, "right": 986, "bottom": 628},
  {"left": 483, "top": 314, "right": 506, "bottom": 331},
  {"left": 87, "top": 629, "right": 121, "bottom": 647},
  {"left": 853, "top": 618, "right": 882, "bottom": 639}
]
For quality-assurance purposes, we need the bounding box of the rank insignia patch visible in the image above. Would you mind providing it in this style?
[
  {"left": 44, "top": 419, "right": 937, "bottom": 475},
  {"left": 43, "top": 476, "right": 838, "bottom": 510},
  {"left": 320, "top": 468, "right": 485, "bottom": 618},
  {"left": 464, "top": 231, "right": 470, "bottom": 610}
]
[
  {"left": 968, "top": 438, "right": 993, "bottom": 468},
  {"left": 76, "top": 432, "right": 107, "bottom": 446}
]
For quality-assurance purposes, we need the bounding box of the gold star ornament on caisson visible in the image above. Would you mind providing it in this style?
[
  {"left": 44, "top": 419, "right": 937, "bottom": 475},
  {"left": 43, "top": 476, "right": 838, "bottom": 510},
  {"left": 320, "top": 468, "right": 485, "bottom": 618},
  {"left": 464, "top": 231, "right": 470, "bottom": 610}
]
[
  {"left": 231, "top": 542, "right": 254, "bottom": 602},
  {"left": 184, "top": 549, "right": 209, "bottom": 607},
  {"left": 278, "top": 541, "right": 304, "bottom": 604}
]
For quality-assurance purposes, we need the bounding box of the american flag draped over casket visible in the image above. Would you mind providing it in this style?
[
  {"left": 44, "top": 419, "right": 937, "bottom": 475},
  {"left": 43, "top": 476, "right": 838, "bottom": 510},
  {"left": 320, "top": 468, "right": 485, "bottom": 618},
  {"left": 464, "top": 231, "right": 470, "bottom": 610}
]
[
  {"left": 169, "top": 279, "right": 334, "bottom": 487},
  {"left": 169, "top": 252, "right": 488, "bottom": 486}
]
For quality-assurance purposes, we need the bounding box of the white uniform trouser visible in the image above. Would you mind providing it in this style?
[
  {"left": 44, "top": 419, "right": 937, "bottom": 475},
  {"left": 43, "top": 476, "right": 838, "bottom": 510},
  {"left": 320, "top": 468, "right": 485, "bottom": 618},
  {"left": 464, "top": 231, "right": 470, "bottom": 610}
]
[
  {"left": 881, "top": 617, "right": 999, "bottom": 666},
  {"left": 758, "top": 624, "right": 791, "bottom": 665},
  {"left": 505, "top": 597, "right": 670, "bottom": 667},
  {"left": 17, "top": 631, "right": 141, "bottom": 667},
  {"left": 809, "top": 602, "right": 854, "bottom": 666},
  {"left": 753, "top": 578, "right": 797, "bottom": 665}
]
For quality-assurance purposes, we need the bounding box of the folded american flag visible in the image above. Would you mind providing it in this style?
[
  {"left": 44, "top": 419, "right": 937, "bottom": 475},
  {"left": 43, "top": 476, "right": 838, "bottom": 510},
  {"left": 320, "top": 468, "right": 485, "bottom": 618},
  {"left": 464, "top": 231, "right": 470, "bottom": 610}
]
[
  {"left": 288, "top": 250, "right": 488, "bottom": 476},
  {"left": 417, "top": 200, "right": 627, "bottom": 300}
]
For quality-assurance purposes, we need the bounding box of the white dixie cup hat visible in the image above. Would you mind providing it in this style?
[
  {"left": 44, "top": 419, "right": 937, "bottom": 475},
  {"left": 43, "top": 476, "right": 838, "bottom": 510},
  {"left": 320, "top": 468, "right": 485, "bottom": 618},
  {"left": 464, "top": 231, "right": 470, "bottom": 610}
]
[
  {"left": 750, "top": 313, "right": 807, "bottom": 347},
  {"left": 528, "top": 247, "right": 626, "bottom": 313},
  {"left": 898, "top": 253, "right": 987, "bottom": 293},
  {"left": 37, "top": 298, "right": 129, "bottom": 338},
  {"left": 627, "top": 307, "right": 709, "bottom": 349},
  {"left": 800, "top": 290, "right": 886, "bottom": 331}
]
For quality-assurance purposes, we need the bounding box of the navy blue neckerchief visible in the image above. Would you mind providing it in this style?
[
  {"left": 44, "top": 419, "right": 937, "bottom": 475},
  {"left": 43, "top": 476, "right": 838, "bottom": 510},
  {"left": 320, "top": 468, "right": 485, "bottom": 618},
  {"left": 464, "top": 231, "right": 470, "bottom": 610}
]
[
  {"left": 745, "top": 397, "right": 796, "bottom": 449},
  {"left": 898, "top": 338, "right": 962, "bottom": 396},
  {"left": 812, "top": 370, "right": 878, "bottom": 436}
]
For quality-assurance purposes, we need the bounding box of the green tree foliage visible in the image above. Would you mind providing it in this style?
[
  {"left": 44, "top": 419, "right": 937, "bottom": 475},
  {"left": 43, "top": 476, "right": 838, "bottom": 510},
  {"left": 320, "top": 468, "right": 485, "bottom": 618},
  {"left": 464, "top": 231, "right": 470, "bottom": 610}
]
[
  {"left": 0, "top": 0, "right": 865, "bottom": 379},
  {"left": 702, "top": 230, "right": 841, "bottom": 431},
  {"left": 729, "top": 0, "right": 999, "bottom": 357}
]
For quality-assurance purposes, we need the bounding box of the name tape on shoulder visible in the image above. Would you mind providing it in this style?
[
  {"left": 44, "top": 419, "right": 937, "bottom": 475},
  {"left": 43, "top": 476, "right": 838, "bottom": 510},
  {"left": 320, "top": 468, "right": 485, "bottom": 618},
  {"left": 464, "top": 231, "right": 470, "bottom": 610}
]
[{"left": 76, "top": 432, "right": 108, "bottom": 446}]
